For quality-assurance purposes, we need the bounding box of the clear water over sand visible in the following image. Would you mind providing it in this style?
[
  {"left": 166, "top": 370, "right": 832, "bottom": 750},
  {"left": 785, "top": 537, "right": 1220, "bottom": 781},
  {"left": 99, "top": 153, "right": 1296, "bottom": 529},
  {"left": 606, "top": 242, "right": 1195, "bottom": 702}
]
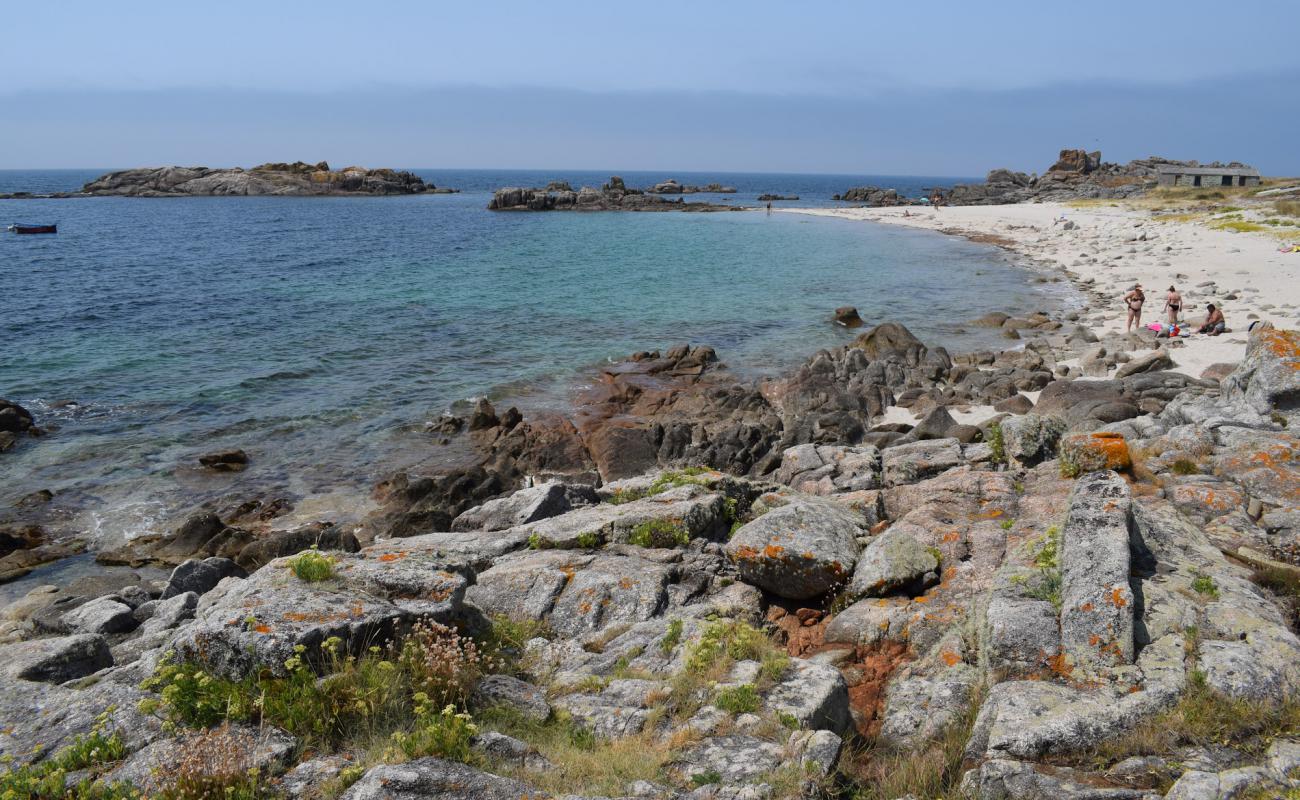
[{"left": 2, "top": 169, "right": 1068, "bottom": 547}]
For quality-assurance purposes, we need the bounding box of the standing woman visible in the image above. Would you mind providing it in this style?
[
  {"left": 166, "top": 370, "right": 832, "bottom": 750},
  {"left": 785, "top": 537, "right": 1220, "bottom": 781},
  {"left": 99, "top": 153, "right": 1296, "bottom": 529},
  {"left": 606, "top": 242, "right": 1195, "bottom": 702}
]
[
  {"left": 1163, "top": 285, "right": 1182, "bottom": 325},
  {"left": 1123, "top": 283, "right": 1145, "bottom": 331}
]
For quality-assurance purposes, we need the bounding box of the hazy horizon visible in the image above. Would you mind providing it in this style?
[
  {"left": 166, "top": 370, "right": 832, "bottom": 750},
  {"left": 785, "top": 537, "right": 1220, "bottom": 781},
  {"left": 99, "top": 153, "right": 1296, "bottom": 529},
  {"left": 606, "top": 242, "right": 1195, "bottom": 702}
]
[{"left": 4, "top": 1, "right": 1299, "bottom": 174}]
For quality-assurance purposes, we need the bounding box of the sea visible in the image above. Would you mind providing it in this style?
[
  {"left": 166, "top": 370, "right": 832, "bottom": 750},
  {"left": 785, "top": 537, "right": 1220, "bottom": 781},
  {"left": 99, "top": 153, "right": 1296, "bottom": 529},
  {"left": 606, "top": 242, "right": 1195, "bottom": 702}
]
[{"left": 1, "top": 168, "right": 1071, "bottom": 579}]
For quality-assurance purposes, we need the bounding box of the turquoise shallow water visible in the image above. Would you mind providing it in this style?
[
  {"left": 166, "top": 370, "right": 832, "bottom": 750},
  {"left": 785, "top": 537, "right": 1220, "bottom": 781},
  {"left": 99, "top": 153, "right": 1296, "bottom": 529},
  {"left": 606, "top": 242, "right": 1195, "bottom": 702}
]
[{"left": 1, "top": 169, "right": 1065, "bottom": 547}]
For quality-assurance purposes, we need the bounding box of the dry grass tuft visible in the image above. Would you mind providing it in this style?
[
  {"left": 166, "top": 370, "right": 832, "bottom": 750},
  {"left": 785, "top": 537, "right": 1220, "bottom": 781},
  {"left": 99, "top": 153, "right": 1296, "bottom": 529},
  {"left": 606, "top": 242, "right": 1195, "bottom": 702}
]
[
  {"left": 1088, "top": 670, "right": 1300, "bottom": 781},
  {"left": 842, "top": 686, "right": 984, "bottom": 799}
]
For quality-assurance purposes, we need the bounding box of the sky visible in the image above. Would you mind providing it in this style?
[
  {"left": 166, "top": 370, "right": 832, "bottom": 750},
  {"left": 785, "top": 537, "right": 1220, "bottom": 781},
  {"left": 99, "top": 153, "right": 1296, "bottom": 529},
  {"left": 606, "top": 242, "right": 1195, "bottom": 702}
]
[{"left": 3, "top": 0, "right": 1298, "bottom": 174}]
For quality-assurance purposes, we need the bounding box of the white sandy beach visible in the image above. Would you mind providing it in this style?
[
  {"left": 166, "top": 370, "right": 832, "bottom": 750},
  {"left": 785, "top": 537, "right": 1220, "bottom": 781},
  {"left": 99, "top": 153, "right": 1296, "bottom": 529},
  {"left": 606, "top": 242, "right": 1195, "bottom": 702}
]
[{"left": 787, "top": 202, "right": 1300, "bottom": 380}]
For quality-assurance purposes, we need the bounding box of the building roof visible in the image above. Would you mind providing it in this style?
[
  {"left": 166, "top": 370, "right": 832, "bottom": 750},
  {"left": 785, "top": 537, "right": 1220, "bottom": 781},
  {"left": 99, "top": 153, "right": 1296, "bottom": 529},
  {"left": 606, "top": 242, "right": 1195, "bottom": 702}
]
[{"left": 1155, "top": 165, "right": 1260, "bottom": 177}]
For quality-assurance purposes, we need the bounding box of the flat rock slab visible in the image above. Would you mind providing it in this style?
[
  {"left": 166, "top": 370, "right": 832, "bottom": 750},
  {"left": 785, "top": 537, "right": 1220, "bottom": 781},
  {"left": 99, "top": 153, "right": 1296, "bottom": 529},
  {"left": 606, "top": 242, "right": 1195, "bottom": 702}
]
[
  {"left": 724, "top": 495, "right": 864, "bottom": 599},
  {"left": 0, "top": 679, "right": 161, "bottom": 766},
  {"left": 170, "top": 549, "right": 468, "bottom": 679},
  {"left": 1060, "top": 471, "right": 1134, "bottom": 669},
  {"left": 466, "top": 550, "right": 678, "bottom": 637},
  {"left": 341, "top": 757, "right": 547, "bottom": 800},
  {"left": 763, "top": 658, "right": 852, "bottom": 734},
  {"left": 0, "top": 634, "right": 112, "bottom": 683},
  {"left": 510, "top": 485, "right": 728, "bottom": 549},
  {"left": 882, "top": 438, "right": 963, "bottom": 486},
  {"left": 670, "top": 735, "right": 783, "bottom": 785}
]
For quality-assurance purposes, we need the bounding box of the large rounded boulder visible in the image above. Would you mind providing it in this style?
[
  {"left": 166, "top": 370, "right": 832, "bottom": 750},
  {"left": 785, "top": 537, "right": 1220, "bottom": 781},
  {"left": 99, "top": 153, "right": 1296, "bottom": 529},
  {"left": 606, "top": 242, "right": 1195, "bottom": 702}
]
[{"left": 724, "top": 495, "right": 865, "bottom": 599}]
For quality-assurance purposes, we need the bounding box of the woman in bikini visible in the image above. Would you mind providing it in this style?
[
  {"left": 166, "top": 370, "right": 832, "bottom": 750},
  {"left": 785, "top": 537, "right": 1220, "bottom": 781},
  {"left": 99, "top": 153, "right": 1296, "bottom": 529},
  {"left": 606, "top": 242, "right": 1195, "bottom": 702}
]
[
  {"left": 1163, "top": 285, "right": 1182, "bottom": 325},
  {"left": 1123, "top": 284, "right": 1145, "bottom": 331}
]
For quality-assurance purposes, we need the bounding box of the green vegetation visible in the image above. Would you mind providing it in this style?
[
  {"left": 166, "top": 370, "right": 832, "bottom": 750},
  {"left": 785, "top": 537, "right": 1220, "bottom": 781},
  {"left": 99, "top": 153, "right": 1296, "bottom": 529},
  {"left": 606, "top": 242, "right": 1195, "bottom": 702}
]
[
  {"left": 287, "top": 548, "right": 335, "bottom": 582},
  {"left": 1024, "top": 526, "right": 1063, "bottom": 610},
  {"left": 480, "top": 614, "right": 551, "bottom": 675},
  {"left": 1033, "top": 527, "right": 1060, "bottom": 570},
  {"left": 685, "top": 620, "right": 774, "bottom": 675},
  {"left": 1170, "top": 458, "right": 1200, "bottom": 475},
  {"left": 527, "top": 533, "right": 549, "bottom": 550},
  {"left": 691, "top": 770, "right": 723, "bottom": 787},
  {"left": 141, "top": 621, "right": 495, "bottom": 755},
  {"left": 0, "top": 719, "right": 135, "bottom": 800},
  {"left": 659, "top": 618, "right": 684, "bottom": 655},
  {"left": 605, "top": 467, "right": 715, "bottom": 506},
  {"left": 1211, "top": 219, "right": 1269, "bottom": 233},
  {"left": 987, "top": 422, "right": 1006, "bottom": 465},
  {"left": 1000, "top": 518, "right": 1014, "bottom": 531},
  {"left": 714, "top": 684, "right": 761, "bottom": 714},
  {"left": 1191, "top": 572, "right": 1219, "bottom": 599},
  {"left": 627, "top": 518, "right": 690, "bottom": 548},
  {"left": 576, "top": 531, "right": 600, "bottom": 549}
]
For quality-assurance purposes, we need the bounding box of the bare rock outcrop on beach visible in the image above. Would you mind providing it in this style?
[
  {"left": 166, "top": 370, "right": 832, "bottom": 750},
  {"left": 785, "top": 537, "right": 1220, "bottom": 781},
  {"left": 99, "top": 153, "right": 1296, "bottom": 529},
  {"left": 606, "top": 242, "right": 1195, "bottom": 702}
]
[
  {"left": 488, "top": 176, "right": 743, "bottom": 212},
  {"left": 78, "top": 162, "right": 453, "bottom": 197}
]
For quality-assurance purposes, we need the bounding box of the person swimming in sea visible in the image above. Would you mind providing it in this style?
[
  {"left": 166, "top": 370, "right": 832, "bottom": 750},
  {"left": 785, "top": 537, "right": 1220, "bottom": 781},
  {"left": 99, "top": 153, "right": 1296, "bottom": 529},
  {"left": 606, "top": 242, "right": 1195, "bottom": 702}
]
[
  {"left": 1123, "top": 283, "right": 1145, "bottom": 331},
  {"left": 1163, "top": 285, "right": 1182, "bottom": 325}
]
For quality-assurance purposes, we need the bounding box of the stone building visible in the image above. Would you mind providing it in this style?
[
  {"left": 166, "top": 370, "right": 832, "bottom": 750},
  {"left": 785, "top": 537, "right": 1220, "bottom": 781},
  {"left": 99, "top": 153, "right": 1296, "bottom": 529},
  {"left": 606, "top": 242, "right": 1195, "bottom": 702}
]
[{"left": 1155, "top": 164, "right": 1261, "bottom": 188}]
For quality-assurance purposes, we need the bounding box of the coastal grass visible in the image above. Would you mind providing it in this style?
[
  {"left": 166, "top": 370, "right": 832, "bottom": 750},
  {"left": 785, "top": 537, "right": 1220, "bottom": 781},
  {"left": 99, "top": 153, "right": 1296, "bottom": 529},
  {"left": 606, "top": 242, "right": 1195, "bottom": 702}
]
[
  {"left": 477, "top": 705, "right": 676, "bottom": 796},
  {"left": 1086, "top": 670, "right": 1300, "bottom": 778},
  {"left": 1275, "top": 199, "right": 1300, "bottom": 218},
  {"left": 842, "top": 686, "right": 985, "bottom": 800}
]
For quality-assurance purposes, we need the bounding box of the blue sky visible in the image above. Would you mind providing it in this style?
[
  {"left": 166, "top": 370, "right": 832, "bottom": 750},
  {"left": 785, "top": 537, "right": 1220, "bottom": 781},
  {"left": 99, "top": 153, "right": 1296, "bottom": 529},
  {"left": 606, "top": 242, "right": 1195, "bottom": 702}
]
[{"left": 3, "top": 0, "right": 1298, "bottom": 174}]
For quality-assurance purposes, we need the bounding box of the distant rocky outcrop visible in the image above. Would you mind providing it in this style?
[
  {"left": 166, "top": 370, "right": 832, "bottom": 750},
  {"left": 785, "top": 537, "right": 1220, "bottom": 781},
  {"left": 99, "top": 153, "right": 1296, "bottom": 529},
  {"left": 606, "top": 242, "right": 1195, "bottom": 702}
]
[
  {"left": 834, "top": 149, "right": 1247, "bottom": 208},
  {"left": 834, "top": 186, "right": 908, "bottom": 205},
  {"left": 645, "top": 179, "right": 738, "bottom": 194},
  {"left": 77, "top": 162, "right": 455, "bottom": 197},
  {"left": 757, "top": 193, "right": 799, "bottom": 202},
  {"left": 942, "top": 149, "right": 1195, "bottom": 205},
  {"left": 488, "top": 176, "right": 744, "bottom": 212}
]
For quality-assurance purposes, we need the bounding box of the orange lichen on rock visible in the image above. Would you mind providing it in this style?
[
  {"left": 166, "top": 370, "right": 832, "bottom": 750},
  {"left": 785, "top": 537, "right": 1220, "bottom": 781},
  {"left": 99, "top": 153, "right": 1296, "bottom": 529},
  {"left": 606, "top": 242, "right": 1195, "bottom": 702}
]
[
  {"left": 377, "top": 551, "right": 407, "bottom": 563},
  {"left": 1259, "top": 328, "right": 1300, "bottom": 366},
  {"left": 1061, "top": 432, "right": 1132, "bottom": 475},
  {"left": 1109, "top": 586, "right": 1129, "bottom": 608}
]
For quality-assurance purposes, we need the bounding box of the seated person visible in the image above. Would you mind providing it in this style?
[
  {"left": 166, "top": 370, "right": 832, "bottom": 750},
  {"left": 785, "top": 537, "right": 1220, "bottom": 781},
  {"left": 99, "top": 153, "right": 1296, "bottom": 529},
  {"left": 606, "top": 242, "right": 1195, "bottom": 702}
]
[{"left": 1197, "top": 304, "right": 1226, "bottom": 335}]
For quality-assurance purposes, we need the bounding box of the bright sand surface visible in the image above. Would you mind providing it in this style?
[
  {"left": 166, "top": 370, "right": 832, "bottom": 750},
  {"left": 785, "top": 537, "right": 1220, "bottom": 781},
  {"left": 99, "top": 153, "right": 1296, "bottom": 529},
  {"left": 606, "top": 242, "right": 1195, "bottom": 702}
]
[
  {"left": 788, "top": 203, "right": 1300, "bottom": 378},
  {"left": 787, "top": 202, "right": 1300, "bottom": 426}
]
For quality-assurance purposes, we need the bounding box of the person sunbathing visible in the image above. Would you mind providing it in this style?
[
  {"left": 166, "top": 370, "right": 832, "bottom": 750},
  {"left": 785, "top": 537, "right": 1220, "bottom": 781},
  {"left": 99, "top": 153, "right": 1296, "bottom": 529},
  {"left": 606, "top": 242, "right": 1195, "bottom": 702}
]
[{"left": 1197, "top": 304, "right": 1226, "bottom": 336}]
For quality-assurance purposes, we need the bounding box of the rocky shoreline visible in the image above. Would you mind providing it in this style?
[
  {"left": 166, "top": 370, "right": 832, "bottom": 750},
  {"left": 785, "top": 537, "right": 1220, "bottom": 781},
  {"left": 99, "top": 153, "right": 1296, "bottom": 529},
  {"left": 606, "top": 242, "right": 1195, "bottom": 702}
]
[
  {"left": 4, "top": 284, "right": 1298, "bottom": 797},
  {"left": 0, "top": 161, "right": 457, "bottom": 199}
]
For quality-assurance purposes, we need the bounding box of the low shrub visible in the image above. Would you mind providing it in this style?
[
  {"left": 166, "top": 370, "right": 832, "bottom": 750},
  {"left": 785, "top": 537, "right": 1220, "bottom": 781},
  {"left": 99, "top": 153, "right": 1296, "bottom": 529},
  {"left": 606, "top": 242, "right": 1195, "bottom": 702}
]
[
  {"left": 1191, "top": 573, "right": 1219, "bottom": 598},
  {"left": 627, "top": 519, "right": 690, "bottom": 549},
  {"left": 1170, "top": 458, "right": 1200, "bottom": 475},
  {"left": 987, "top": 423, "right": 1006, "bottom": 465},
  {"left": 714, "top": 684, "right": 761, "bottom": 714},
  {"left": 287, "top": 548, "right": 335, "bottom": 582},
  {"left": 659, "top": 618, "right": 684, "bottom": 655},
  {"left": 143, "top": 622, "right": 496, "bottom": 753}
]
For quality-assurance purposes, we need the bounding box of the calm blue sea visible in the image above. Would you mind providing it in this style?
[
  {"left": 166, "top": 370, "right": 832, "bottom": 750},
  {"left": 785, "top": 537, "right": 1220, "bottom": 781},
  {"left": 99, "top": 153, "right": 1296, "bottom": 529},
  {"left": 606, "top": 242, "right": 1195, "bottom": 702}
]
[{"left": 1, "top": 168, "right": 1065, "bottom": 550}]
